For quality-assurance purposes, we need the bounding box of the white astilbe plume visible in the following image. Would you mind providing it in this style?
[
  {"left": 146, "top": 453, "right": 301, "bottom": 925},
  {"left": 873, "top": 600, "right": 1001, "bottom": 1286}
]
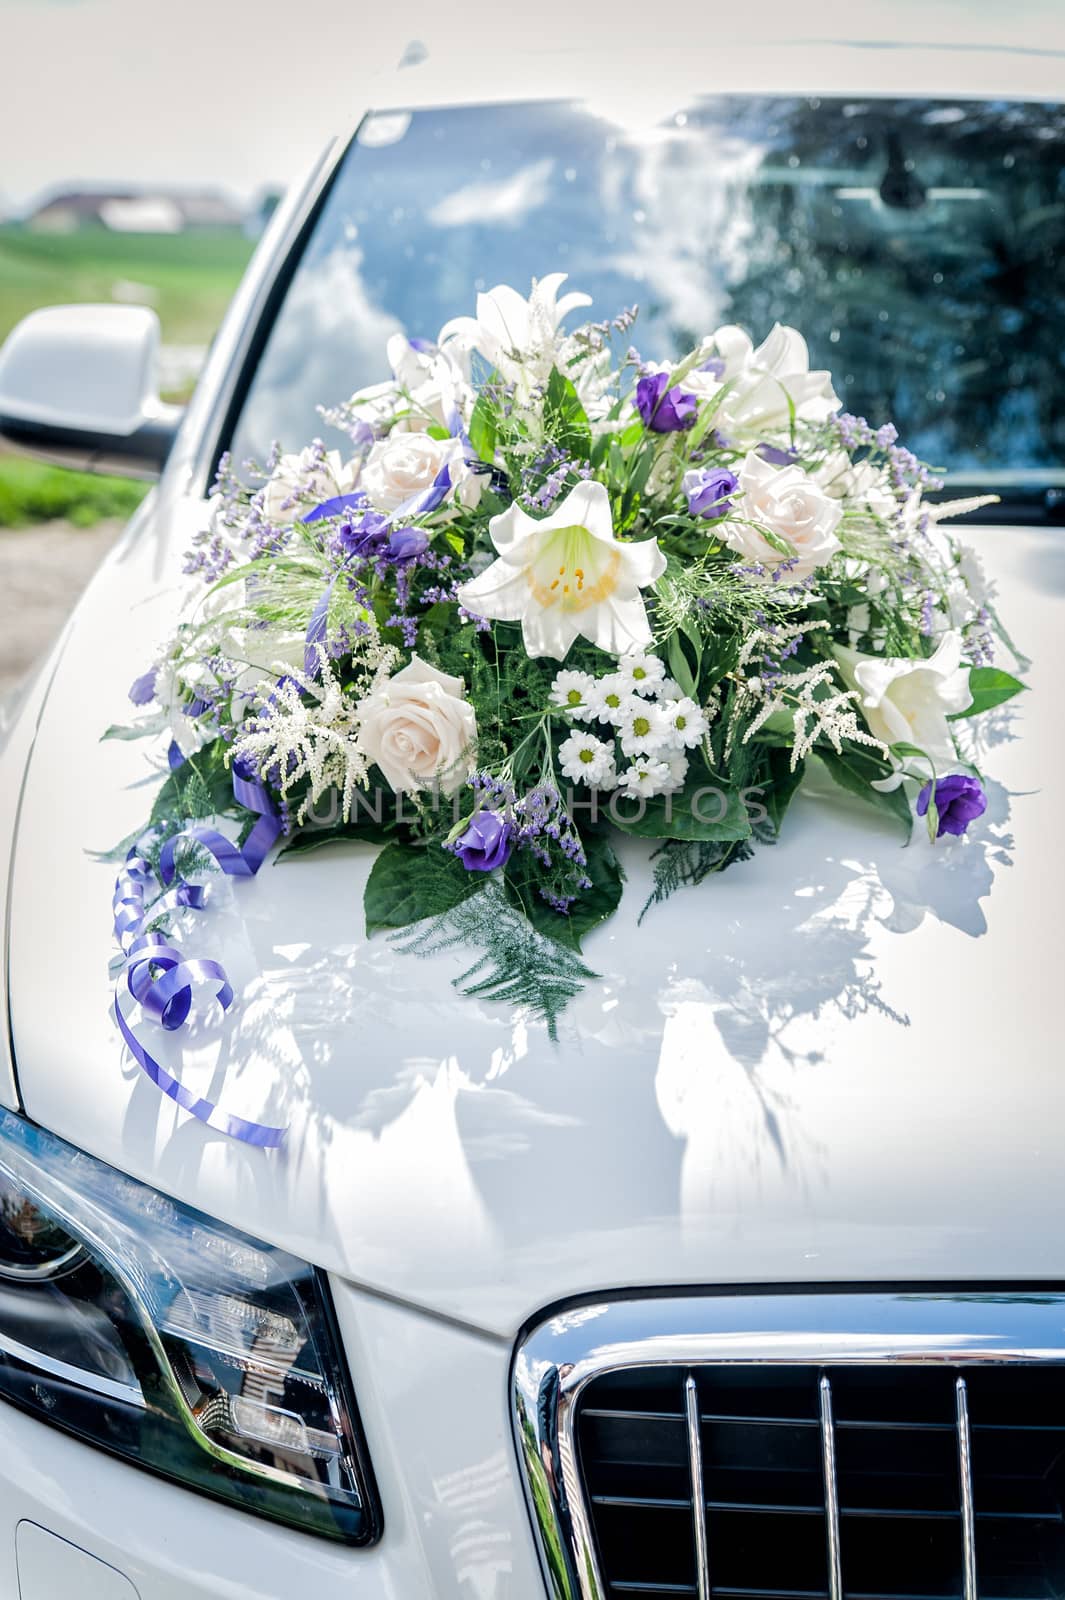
[
  {"left": 232, "top": 649, "right": 397, "bottom": 823},
  {"left": 728, "top": 622, "right": 888, "bottom": 770}
]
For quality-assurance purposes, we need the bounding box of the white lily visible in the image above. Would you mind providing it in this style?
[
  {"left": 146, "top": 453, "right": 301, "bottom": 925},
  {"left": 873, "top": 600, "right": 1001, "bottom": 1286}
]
[
  {"left": 439, "top": 272, "right": 591, "bottom": 398},
  {"left": 456, "top": 479, "right": 666, "bottom": 661},
  {"left": 834, "top": 630, "right": 974, "bottom": 773}
]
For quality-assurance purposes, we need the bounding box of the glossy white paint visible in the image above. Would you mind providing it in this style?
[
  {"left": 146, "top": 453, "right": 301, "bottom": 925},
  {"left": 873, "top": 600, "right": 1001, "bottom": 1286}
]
[
  {"left": 0, "top": 1281, "right": 534, "bottom": 1599},
  {"left": 4, "top": 492, "right": 1060, "bottom": 1338},
  {"left": 0, "top": 305, "right": 165, "bottom": 437}
]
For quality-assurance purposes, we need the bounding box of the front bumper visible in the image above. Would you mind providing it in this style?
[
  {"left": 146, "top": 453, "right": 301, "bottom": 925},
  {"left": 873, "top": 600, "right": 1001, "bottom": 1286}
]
[{"left": 0, "top": 1280, "right": 543, "bottom": 1599}]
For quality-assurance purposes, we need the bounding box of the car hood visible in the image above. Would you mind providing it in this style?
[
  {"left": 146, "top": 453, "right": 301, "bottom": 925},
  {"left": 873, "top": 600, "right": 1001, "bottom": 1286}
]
[{"left": 6, "top": 495, "right": 1063, "bottom": 1340}]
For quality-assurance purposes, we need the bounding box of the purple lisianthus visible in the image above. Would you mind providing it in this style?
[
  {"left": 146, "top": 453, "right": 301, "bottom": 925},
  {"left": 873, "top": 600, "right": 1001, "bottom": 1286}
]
[
  {"left": 387, "top": 526, "right": 430, "bottom": 562},
  {"left": 756, "top": 442, "right": 800, "bottom": 466},
  {"left": 128, "top": 667, "right": 157, "bottom": 706},
  {"left": 453, "top": 809, "right": 515, "bottom": 872},
  {"left": 337, "top": 511, "right": 390, "bottom": 559},
  {"left": 636, "top": 371, "right": 698, "bottom": 433},
  {"left": 682, "top": 466, "right": 738, "bottom": 519},
  {"left": 916, "top": 774, "right": 988, "bottom": 838}
]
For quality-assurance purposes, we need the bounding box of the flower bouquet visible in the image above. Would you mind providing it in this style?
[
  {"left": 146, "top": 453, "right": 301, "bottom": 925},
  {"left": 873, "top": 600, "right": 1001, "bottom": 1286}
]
[{"left": 112, "top": 273, "right": 1024, "bottom": 1140}]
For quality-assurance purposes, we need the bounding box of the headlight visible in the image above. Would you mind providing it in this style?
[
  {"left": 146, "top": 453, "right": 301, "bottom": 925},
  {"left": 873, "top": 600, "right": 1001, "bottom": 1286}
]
[{"left": 0, "top": 1107, "right": 380, "bottom": 1544}]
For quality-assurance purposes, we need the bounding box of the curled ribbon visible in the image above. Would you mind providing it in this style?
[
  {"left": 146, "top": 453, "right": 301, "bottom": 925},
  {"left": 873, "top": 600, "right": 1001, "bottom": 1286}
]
[{"left": 111, "top": 759, "right": 285, "bottom": 1147}]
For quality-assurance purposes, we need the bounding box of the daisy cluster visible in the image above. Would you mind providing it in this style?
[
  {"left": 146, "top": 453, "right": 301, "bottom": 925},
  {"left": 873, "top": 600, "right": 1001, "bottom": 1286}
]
[{"left": 551, "top": 653, "right": 709, "bottom": 799}]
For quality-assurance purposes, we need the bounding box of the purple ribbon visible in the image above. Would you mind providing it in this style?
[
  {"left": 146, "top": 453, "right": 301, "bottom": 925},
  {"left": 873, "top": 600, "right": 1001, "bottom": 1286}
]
[{"left": 111, "top": 763, "right": 285, "bottom": 1148}]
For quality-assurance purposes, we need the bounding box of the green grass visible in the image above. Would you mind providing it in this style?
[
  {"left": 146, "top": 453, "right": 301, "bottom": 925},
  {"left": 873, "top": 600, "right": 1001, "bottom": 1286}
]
[
  {"left": 0, "top": 222, "right": 254, "bottom": 348},
  {"left": 0, "top": 456, "right": 148, "bottom": 528},
  {"left": 0, "top": 222, "right": 254, "bottom": 527}
]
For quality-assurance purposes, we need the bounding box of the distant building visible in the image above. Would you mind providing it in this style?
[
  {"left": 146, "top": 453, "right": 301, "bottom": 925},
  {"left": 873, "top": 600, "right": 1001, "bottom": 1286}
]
[{"left": 26, "top": 187, "right": 246, "bottom": 235}]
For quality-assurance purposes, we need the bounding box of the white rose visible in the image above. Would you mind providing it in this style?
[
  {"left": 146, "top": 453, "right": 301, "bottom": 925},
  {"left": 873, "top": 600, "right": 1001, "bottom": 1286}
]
[
  {"left": 360, "top": 430, "right": 480, "bottom": 515},
  {"left": 357, "top": 656, "right": 477, "bottom": 794},
  {"left": 261, "top": 447, "right": 356, "bottom": 526},
  {"left": 724, "top": 451, "right": 843, "bottom": 579},
  {"left": 834, "top": 630, "right": 973, "bottom": 765},
  {"left": 707, "top": 323, "right": 840, "bottom": 444},
  {"left": 815, "top": 449, "right": 897, "bottom": 519}
]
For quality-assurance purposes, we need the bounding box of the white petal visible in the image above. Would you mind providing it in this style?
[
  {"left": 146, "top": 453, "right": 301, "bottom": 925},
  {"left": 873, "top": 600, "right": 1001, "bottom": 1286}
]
[
  {"left": 619, "top": 535, "right": 667, "bottom": 590},
  {"left": 522, "top": 604, "right": 582, "bottom": 660},
  {"left": 456, "top": 560, "right": 530, "bottom": 623},
  {"left": 553, "top": 477, "right": 615, "bottom": 542},
  {"left": 586, "top": 592, "right": 654, "bottom": 656},
  {"left": 487, "top": 498, "right": 542, "bottom": 559}
]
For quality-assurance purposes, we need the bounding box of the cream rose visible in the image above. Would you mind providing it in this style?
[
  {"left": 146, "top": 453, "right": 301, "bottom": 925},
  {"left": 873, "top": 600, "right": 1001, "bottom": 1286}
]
[
  {"left": 360, "top": 429, "right": 480, "bottom": 515},
  {"left": 261, "top": 447, "right": 357, "bottom": 526},
  {"left": 834, "top": 631, "right": 973, "bottom": 766},
  {"left": 357, "top": 656, "right": 477, "bottom": 794},
  {"left": 724, "top": 451, "right": 843, "bottom": 579}
]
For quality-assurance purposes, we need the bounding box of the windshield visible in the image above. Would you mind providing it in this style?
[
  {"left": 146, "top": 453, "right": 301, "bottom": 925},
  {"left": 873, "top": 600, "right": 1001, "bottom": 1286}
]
[{"left": 230, "top": 94, "right": 1065, "bottom": 495}]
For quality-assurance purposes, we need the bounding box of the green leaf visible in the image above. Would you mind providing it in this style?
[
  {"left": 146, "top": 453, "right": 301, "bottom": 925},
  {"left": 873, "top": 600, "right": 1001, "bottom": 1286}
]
[
  {"left": 504, "top": 832, "right": 624, "bottom": 953},
  {"left": 364, "top": 842, "right": 481, "bottom": 937},
  {"left": 102, "top": 715, "right": 166, "bottom": 742},
  {"left": 950, "top": 666, "right": 1027, "bottom": 720},
  {"left": 467, "top": 393, "right": 498, "bottom": 465},
  {"left": 544, "top": 368, "right": 592, "bottom": 461},
  {"left": 759, "top": 749, "right": 806, "bottom": 837},
  {"left": 817, "top": 747, "right": 912, "bottom": 836},
  {"left": 666, "top": 630, "right": 698, "bottom": 698},
  {"left": 149, "top": 741, "right": 236, "bottom": 825},
  {"left": 610, "top": 766, "right": 752, "bottom": 844}
]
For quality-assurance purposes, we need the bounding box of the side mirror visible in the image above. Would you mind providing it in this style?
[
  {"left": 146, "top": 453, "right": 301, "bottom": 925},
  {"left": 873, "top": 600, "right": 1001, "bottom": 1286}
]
[{"left": 0, "top": 304, "right": 183, "bottom": 479}]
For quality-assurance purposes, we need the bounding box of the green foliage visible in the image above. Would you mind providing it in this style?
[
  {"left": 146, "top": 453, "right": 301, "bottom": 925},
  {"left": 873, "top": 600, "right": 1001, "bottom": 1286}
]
[
  {"left": 543, "top": 368, "right": 592, "bottom": 461},
  {"left": 363, "top": 841, "right": 481, "bottom": 936},
  {"left": 639, "top": 835, "right": 756, "bottom": 923},
  {"left": 504, "top": 832, "right": 624, "bottom": 952},
  {"left": 0, "top": 458, "right": 147, "bottom": 528},
  {"left": 950, "top": 666, "right": 1026, "bottom": 720},
  {"left": 467, "top": 393, "right": 498, "bottom": 465},
  {"left": 391, "top": 882, "right": 597, "bottom": 1040},
  {"left": 758, "top": 748, "right": 807, "bottom": 836},
  {"left": 149, "top": 740, "right": 236, "bottom": 826},
  {"left": 817, "top": 746, "right": 913, "bottom": 835},
  {"left": 610, "top": 763, "right": 752, "bottom": 844}
]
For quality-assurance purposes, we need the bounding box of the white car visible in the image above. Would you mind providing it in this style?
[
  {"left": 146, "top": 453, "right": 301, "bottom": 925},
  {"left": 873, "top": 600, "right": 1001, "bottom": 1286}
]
[{"left": 0, "top": 32, "right": 1063, "bottom": 1600}]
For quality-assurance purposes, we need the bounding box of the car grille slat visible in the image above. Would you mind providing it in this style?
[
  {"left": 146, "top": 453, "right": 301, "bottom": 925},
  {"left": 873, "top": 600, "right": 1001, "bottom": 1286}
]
[{"left": 574, "top": 1364, "right": 1065, "bottom": 1598}]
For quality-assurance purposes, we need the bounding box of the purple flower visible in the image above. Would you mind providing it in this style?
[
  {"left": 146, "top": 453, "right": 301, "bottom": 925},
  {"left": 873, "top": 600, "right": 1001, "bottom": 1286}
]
[
  {"left": 337, "top": 511, "right": 390, "bottom": 559},
  {"left": 916, "top": 774, "right": 988, "bottom": 838},
  {"left": 453, "top": 809, "right": 515, "bottom": 872},
  {"left": 387, "top": 526, "right": 430, "bottom": 562},
  {"left": 636, "top": 371, "right": 698, "bottom": 433},
  {"left": 128, "top": 667, "right": 157, "bottom": 705},
  {"left": 756, "top": 442, "right": 800, "bottom": 467},
  {"left": 682, "top": 466, "right": 738, "bottom": 519}
]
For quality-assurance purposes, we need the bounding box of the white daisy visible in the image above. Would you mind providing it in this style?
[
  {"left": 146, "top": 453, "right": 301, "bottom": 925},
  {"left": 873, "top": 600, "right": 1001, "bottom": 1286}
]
[
  {"left": 660, "top": 750, "right": 690, "bottom": 793},
  {"left": 558, "top": 729, "right": 615, "bottom": 786},
  {"left": 667, "top": 696, "right": 709, "bottom": 750},
  {"left": 657, "top": 676, "right": 684, "bottom": 702},
  {"left": 618, "top": 759, "right": 673, "bottom": 798},
  {"left": 589, "top": 673, "right": 636, "bottom": 727},
  {"left": 618, "top": 651, "right": 667, "bottom": 697},
  {"left": 549, "top": 669, "right": 597, "bottom": 721},
  {"left": 619, "top": 701, "right": 671, "bottom": 757}
]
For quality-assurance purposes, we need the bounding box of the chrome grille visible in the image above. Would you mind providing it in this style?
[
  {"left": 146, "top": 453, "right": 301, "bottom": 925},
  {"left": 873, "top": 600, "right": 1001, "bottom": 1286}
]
[{"left": 512, "top": 1292, "right": 1065, "bottom": 1600}]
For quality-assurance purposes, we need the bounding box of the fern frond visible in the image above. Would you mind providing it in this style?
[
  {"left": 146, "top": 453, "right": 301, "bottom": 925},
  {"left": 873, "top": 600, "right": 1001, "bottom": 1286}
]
[
  {"left": 391, "top": 883, "right": 596, "bottom": 1040},
  {"left": 638, "top": 836, "right": 756, "bottom": 924}
]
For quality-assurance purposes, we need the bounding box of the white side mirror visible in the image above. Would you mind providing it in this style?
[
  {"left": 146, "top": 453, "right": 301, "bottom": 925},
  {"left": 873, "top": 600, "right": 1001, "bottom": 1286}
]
[{"left": 0, "top": 304, "right": 182, "bottom": 478}]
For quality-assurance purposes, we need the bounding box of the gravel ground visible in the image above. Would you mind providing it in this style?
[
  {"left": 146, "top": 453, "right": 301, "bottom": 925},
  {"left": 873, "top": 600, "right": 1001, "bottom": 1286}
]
[{"left": 0, "top": 519, "right": 125, "bottom": 698}]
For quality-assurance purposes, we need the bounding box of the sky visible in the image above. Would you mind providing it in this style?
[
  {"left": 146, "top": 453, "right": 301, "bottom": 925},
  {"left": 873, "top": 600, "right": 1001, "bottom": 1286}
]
[{"left": 2, "top": 0, "right": 1064, "bottom": 214}]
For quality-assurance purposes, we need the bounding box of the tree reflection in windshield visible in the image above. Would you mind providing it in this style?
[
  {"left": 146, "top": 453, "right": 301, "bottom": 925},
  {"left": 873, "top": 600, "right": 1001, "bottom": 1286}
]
[{"left": 231, "top": 95, "right": 1065, "bottom": 490}]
